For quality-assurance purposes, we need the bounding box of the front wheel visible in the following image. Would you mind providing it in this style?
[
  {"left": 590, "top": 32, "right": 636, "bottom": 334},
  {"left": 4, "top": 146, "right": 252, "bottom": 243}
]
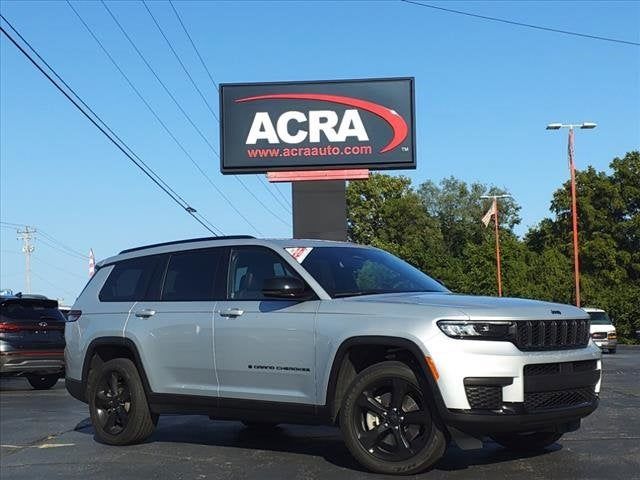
[
  {"left": 339, "top": 361, "right": 447, "bottom": 475},
  {"left": 491, "top": 431, "right": 562, "bottom": 451},
  {"left": 26, "top": 374, "right": 59, "bottom": 390},
  {"left": 88, "top": 358, "right": 157, "bottom": 445},
  {"left": 608, "top": 348, "right": 616, "bottom": 354}
]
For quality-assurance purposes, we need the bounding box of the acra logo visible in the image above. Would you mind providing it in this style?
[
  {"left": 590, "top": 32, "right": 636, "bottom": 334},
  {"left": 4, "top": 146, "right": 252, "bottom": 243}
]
[{"left": 235, "top": 93, "right": 408, "bottom": 153}]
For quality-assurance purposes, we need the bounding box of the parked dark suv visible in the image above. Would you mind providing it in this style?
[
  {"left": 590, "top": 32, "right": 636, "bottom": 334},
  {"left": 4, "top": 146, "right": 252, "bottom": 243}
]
[{"left": 0, "top": 294, "right": 66, "bottom": 389}]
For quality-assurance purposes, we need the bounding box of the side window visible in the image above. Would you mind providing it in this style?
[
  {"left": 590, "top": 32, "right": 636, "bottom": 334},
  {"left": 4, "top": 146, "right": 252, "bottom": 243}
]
[
  {"left": 99, "top": 256, "right": 158, "bottom": 302},
  {"left": 161, "top": 248, "right": 223, "bottom": 301},
  {"left": 228, "top": 247, "right": 300, "bottom": 300}
]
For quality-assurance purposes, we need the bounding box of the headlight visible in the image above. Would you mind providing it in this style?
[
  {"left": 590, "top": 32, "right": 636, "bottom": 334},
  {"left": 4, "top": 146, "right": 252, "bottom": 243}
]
[
  {"left": 607, "top": 332, "right": 617, "bottom": 340},
  {"left": 437, "top": 320, "right": 515, "bottom": 341}
]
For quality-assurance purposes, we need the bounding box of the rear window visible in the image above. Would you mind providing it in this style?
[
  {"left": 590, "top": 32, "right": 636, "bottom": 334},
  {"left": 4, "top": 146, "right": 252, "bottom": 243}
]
[
  {"left": 99, "top": 256, "right": 160, "bottom": 302},
  {"left": 0, "top": 299, "right": 65, "bottom": 322}
]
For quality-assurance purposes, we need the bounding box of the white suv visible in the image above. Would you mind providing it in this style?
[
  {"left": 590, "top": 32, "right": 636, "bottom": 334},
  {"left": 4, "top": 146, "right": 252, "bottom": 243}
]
[{"left": 65, "top": 237, "right": 602, "bottom": 475}]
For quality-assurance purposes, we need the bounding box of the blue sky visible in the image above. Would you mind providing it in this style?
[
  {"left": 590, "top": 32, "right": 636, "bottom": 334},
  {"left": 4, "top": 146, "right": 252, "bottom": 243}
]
[{"left": 1, "top": 1, "right": 639, "bottom": 302}]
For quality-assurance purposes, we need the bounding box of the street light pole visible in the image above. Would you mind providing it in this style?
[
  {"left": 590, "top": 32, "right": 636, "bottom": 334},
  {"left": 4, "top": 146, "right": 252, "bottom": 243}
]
[
  {"left": 546, "top": 122, "right": 596, "bottom": 307},
  {"left": 481, "top": 194, "right": 512, "bottom": 297}
]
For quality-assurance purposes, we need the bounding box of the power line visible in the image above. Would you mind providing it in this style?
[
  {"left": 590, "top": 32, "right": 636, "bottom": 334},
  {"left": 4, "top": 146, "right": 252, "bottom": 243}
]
[
  {"left": 0, "top": 15, "right": 219, "bottom": 237},
  {"left": 37, "top": 237, "right": 87, "bottom": 262},
  {"left": 141, "top": 0, "right": 218, "bottom": 122},
  {"left": 2, "top": 221, "right": 87, "bottom": 260},
  {"left": 401, "top": 1, "right": 640, "bottom": 47},
  {"left": 32, "top": 254, "right": 86, "bottom": 281},
  {"left": 67, "top": 1, "right": 254, "bottom": 235},
  {"left": 168, "top": 0, "right": 293, "bottom": 214},
  {"left": 158, "top": 1, "right": 292, "bottom": 221},
  {"left": 102, "top": 1, "right": 290, "bottom": 228},
  {"left": 168, "top": 0, "right": 218, "bottom": 92}
]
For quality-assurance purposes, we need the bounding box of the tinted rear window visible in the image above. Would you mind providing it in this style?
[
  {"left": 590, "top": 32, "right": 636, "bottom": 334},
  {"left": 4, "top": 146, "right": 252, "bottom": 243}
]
[
  {"left": 161, "top": 249, "right": 223, "bottom": 301},
  {"left": 0, "top": 299, "right": 65, "bottom": 322},
  {"left": 99, "top": 256, "right": 160, "bottom": 302}
]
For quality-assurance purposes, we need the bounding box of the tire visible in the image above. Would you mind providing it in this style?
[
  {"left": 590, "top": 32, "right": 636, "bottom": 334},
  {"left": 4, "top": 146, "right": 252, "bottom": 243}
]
[
  {"left": 26, "top": 374, "right": 59, "bottom": 390},
  {"left": 339, "top": 361, "right": 447, "bottom": 475},
  {"left": 88, "top": 358, "right": 157, "bottom": 445},
  {"left": 608, "top": 348, "right": 616, "bottom": 354},
  {"left": 491, "top": 431, "right": 562, "bottom": 452},
  {"left": 241, "top": 421, "right": 280, "bottom": 429}
]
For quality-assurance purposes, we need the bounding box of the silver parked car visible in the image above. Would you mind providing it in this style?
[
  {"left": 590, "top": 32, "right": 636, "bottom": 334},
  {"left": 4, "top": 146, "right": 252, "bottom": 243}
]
[{"left": 65, "top": 236, "right": 601, "bottom": 475}]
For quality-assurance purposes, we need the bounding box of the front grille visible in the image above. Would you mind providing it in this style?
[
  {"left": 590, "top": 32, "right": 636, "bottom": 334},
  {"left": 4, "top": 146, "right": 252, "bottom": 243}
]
[
  {"left": 515, "top": 319, "right": 590, "bottom": 351},
  {"left": 525, "top": 387, "right": 596, "bottom": 412},
  {"left": 465, "top": 385, "right": 502, "bottom": 410}
]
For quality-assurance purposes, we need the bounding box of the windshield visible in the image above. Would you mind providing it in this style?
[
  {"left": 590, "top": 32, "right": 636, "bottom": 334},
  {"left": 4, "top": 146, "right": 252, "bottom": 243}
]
[
  {"left": 298, "top": 246, "right": 447, "bottom": 298},
  {"left": 587, "top": 311, "right": 612, "bottom": 325}
]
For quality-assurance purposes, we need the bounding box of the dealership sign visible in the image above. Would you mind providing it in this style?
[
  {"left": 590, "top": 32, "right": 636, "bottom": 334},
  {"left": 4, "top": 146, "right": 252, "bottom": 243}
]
[{"left": 220, "top": 78, "right": 416, "bottom": 173}]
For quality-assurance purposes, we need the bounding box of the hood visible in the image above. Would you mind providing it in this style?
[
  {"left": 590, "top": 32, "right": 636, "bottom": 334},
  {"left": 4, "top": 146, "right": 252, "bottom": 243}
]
[{"left": 341, "top": 292, "right": 589, "bottom": 321}]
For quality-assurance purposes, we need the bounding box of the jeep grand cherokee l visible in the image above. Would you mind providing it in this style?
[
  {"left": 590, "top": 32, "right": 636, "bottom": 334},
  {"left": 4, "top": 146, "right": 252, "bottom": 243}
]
[{"left": 65, "top": 236, "right": 601, "bottom": 475}]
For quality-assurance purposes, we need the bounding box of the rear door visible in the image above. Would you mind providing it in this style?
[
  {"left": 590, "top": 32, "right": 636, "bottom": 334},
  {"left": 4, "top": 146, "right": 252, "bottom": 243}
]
[
  {"left": 214, "top": 246, "right": 318, "bottom": 405},
  {"left": 126, "top": 247, "right": 224, "bottom": 396},
  {"left": 0, "top": 298, "right": 66, "bottom": 351}
]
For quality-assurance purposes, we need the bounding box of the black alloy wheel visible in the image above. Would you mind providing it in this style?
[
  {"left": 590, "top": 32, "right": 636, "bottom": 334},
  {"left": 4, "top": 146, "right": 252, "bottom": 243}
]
[
  {"left": 354, "top": 377, "right": 431, "bottom": 461},
  {"left": 340, "top": 361, "right": 447, "bottom": 475},
  {"left": 94, "top": 370, "right": 131, "bottom": 435},
  {"left": 88, "top": 357, "right": 157, "bottom": 445}
]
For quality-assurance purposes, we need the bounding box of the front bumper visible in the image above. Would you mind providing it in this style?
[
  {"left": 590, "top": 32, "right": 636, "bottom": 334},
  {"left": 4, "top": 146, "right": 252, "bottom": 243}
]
[
  {"left": 0, "top": 350, "right": 65, "bottom": 376},
  {"left": 593, "top": 339, "right": 617, "bottom": 350},
  {"left": 425, "top": 334, "right": 601, "bottom": 434}
]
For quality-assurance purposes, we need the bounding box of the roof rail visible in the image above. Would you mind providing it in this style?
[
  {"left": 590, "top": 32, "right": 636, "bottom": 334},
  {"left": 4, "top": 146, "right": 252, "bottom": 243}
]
[{"left": 119, "top": 236, "right": 256, "bottom": 255}]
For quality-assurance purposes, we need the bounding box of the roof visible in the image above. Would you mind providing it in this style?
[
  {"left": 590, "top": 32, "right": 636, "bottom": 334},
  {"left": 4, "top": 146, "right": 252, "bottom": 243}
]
[{"left": 99, "top": 237, "right": 361, "bottom": 267}]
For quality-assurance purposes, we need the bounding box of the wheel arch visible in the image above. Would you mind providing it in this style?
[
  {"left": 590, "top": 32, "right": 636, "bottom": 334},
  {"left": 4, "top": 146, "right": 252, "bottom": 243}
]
[
  {"left": 324, "top": 335, "right": 446, "bottom": 423},
  {"left": 81, "top": 337, "right": 152, "bottom": 397}
]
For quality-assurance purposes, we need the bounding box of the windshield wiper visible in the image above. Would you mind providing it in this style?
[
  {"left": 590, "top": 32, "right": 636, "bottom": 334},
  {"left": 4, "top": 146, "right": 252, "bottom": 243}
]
[
  {"left": 332, "top": 290, "right": 393, "bottom": 298},
  {"left": 332, "top": 289, "right": 443, "bottom": 298}
]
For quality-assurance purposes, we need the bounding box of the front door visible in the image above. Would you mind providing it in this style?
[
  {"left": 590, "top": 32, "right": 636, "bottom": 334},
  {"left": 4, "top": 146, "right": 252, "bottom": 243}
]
[{"left": 214, "top": 246, "right": 318, "bottom": 405}]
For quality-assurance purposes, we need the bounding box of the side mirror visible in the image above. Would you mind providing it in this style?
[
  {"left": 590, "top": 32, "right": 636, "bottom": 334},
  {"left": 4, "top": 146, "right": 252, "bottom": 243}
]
[{"left": 262, "top": 277, "right": 309, "bottom": 300}]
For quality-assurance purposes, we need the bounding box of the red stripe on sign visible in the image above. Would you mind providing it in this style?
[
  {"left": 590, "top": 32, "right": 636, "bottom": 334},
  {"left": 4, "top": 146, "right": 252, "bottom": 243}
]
[
  {"left": 267, "top": 169, "right": 370, "bottom": 182},
  {"left": 235, "top": 94, "right": 408, "bottom": 153}
]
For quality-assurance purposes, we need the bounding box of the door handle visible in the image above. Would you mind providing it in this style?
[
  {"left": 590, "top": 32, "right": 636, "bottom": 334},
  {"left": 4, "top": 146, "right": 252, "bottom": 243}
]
[
  {"left": 219, "top": 308, "right": 244, "bottom": 318},
  {"left": 135, "top": 309, "right": 156, "bottom": 318}
]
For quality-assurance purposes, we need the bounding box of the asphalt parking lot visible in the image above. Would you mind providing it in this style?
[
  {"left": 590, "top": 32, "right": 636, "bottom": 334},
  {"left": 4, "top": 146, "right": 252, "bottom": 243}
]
[{"left": 1, "top": 346, "right": 639, "bottom": 480}]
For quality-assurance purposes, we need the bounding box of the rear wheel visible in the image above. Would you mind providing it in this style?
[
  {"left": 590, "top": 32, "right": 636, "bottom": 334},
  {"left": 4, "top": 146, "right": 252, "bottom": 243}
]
[
  {"left": 491, "top": 431, "right": 562, "bottom": 451},
  {"left": 26, "top": 374, "right": 59, "bottom": 390},
  {"left": 340, "top": 361, "right": 447, "bottom": 475},
  {"left": 608, "top": 348, "right": 616, "bottom": 354},
  {"left": 88, "top": 358, "right": 157, "bottom": 445}
]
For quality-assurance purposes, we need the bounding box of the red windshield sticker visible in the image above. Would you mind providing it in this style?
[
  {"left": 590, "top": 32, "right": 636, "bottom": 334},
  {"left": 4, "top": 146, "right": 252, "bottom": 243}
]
[{"left": 286, "top": 247, "right": 313, "bottom": 263}]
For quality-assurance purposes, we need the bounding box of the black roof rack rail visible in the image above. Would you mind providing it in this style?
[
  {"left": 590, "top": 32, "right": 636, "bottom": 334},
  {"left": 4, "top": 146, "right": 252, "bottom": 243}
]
[{"left": 119, "top": 236, "right": 256, "bottom": 255}]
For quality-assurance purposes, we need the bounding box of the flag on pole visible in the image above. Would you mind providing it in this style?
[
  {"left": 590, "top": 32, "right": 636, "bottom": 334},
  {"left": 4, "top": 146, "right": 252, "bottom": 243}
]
[
  {"left": 482, "top": 199, "right": 497, "bottom": 227},
  {"left": 568, "top": 127, "right": 575, "bottom": 169},
  {"left": 89, "top": 249, "right": 95, "bottom": 277}
]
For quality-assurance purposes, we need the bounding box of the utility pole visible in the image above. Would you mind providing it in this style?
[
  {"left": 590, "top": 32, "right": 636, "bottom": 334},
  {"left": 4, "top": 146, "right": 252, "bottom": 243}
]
[
  {"left": 17, "top": 226, "right": 36, "bottom": 294},
  {"left": 546, "top": 122, "right": 597, "bottom": 307}
]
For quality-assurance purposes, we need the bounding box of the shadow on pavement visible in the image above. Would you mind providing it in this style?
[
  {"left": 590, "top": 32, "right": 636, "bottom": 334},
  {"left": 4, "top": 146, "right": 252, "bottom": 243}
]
[{"left": 73, "top": 415, "right": 561, "bottom": 473}]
